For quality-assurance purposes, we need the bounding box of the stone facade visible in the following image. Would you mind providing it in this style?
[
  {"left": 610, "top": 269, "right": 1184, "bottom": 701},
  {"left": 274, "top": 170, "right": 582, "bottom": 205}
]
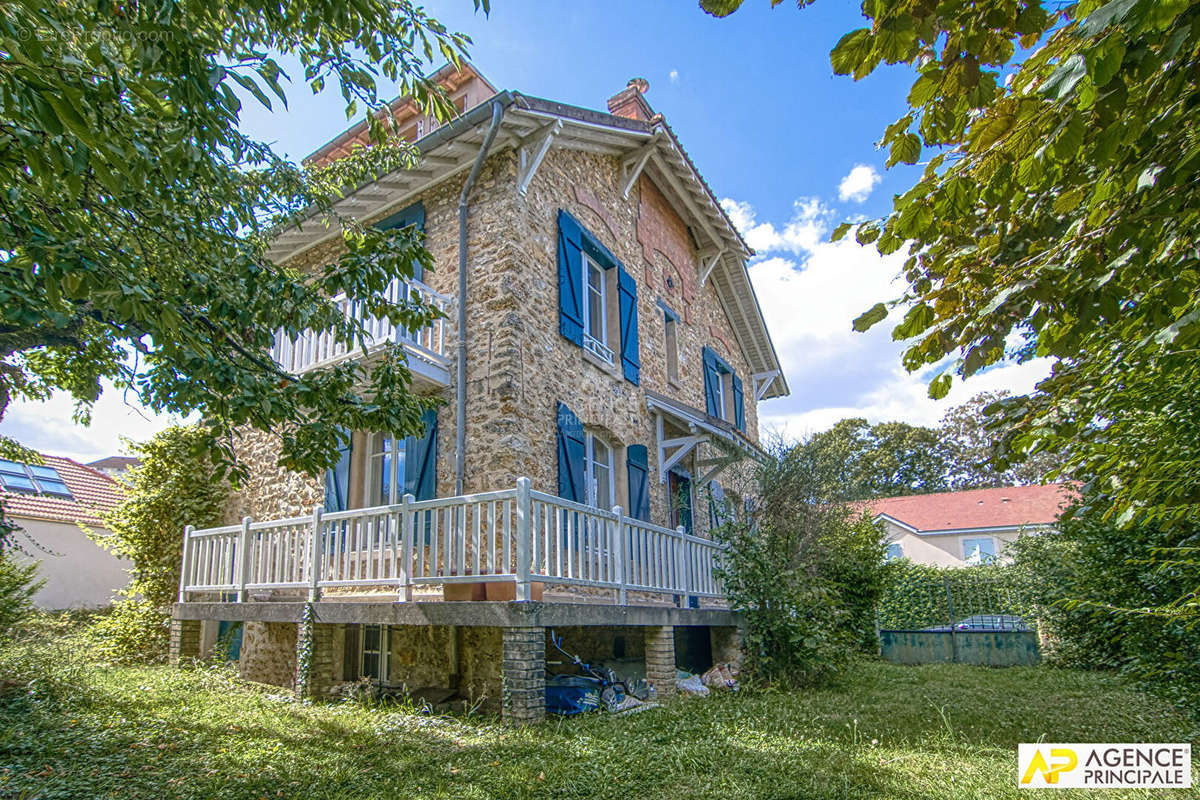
[{"left": 226, "top": 142, "right": 762, "bottom": 538}]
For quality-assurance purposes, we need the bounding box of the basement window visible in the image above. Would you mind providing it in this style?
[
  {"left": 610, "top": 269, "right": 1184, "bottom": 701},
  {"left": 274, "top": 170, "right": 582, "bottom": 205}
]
[{"left": 361, "top": 624, "right": 389, "bottom": 681}]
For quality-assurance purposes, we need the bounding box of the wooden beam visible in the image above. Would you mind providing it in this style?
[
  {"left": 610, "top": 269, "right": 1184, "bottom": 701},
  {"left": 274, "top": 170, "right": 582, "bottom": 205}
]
[
  {"left": 516, "top": 120, "right": 561, "bottom": 196},
  {"left": 621, "top": 131, "right": 661, "bottom": 198},
  {"left": 698, "top": 249, "right": 724, "bottom": 287},
  {"left": 752, "top": 370, "right": 781, "bottom": 401}
]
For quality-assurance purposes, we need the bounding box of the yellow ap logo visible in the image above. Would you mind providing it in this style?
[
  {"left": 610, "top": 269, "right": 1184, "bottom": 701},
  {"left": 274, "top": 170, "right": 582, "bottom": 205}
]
[{"left": 1021, "top": 748, "right": 1078, "bottom": 785}]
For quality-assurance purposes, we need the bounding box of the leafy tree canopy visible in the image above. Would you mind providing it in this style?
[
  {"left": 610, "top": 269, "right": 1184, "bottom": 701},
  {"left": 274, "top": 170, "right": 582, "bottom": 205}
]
[
  {"left": 796, "top": 418, "right": 948, "bottom": 502},
  {"left": 705, "top": 0, "right": 1200, "bottom": 526},
  {"left": 0, "top": 0, "right": 479, "bottom": 491},
  {"left": 939, "top": 390, "right": 1069, "bottom": 489}
]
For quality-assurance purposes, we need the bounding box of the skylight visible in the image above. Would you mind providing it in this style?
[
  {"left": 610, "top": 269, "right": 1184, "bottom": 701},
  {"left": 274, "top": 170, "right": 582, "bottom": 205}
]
[{"left": 0, "top": 460, "right": 73, "bottom": 498}]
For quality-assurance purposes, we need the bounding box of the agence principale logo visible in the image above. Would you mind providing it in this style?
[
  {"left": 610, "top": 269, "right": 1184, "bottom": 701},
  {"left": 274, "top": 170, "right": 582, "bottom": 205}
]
[{"left": 1018, "top": 743, "right": 1191, "bottom": 789}]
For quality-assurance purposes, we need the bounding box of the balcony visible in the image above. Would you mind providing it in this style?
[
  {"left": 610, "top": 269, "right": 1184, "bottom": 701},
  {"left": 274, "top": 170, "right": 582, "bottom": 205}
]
[
  {"left": 269, "top": 277, "right": 453, "bottom": 387},
  {"left": 178, "top": 478, "right": 727, "bottom": 608}
]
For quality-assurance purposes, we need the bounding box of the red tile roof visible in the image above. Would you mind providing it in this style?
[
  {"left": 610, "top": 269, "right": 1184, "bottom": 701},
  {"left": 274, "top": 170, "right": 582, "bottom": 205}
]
[
  {"left": 2, "top": 454, "right": 125, "bottom": 528},
  {"left": 864, "top": 484, "right": 1076, "bottom": 534}
]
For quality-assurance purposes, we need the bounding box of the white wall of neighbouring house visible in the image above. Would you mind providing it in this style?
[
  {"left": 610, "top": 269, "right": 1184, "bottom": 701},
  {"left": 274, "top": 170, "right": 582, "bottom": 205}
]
[
  {"left": 881, "top": 520, "right": 1025, "bottom": 567},
  {"left": 9, "top": 517, "right": 131, "bottom": 609}
]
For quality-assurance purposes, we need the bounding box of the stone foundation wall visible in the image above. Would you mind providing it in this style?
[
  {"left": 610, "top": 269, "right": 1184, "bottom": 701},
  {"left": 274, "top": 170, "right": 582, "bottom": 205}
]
[
  {"left": 239, "top": 621, "right": 298, "bottom": 688},
  {"left": 457, "top": 627, "right": 503, "bottom": 711}
]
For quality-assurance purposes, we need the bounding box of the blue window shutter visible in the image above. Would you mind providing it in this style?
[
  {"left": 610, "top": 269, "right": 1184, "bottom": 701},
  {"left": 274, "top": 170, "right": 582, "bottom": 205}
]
[
  {"left": 732, "top": 373, "right": 745, "bottom": 432},
  {"left": 702, "top": 347, "right": 721, "bottom": 417},
  {"left": 324, "top": 429, "right": 353, "bottom": 512},
  {"left": 403, "top": 408, "right": 439, "bottom": 501},
  {"left": 626, "top": 445, "right": 650, "bottom": 522},
  {"left": 556, "top": 401, "right": 586, "bottom": 502},
  {"left": 616, "top": 267, "right": 640, "bottom": 385},
  {"left": 557, "top": 210, "right": 584, "bottom": 346},
  {"left": 377, "top": 201, "right": 426, "bottom": 282}
]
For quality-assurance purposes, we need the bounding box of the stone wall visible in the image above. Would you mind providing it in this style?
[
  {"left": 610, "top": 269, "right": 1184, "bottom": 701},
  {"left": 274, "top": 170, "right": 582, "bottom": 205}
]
[
  {"left": 220, "top": 139, "right": 765, "bottom": 539},
  {"left": 239, "top": 621, "right": 298, "bottom": 688}
]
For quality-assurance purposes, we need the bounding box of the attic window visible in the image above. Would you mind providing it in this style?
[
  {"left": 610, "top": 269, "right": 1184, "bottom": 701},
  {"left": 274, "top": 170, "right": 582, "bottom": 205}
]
[{"left": 0, "top": 460, "right": 73, "bottom": 498}]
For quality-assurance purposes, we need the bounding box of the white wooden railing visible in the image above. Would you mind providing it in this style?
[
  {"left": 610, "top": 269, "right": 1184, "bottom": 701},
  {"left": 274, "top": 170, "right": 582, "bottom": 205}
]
[
  {"left": 269, "top": 277, "right": 453, "bottom": 376},
  {"left": 178, "top": 478, "right": 726, "bottom": 605}
]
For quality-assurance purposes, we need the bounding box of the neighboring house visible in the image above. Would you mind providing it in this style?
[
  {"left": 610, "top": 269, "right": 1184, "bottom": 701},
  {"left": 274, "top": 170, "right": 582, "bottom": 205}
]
[
  {"left": 1, "top": 454, "right": 129, "bottom": 608},
  {"left": 866, "top": 484, "right": 1075, "bottom": 567},
  {"left": 86, "top": 455, "right": 140, "bottom": 480},
  {"left": 171, "top": 64, "right": 781, "bottom": 721}
]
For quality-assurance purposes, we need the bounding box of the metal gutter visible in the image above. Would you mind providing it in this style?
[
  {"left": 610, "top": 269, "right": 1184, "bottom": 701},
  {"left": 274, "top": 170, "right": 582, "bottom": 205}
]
[{"left": 455, "top": 99, "right": 505, "bottom": 495}]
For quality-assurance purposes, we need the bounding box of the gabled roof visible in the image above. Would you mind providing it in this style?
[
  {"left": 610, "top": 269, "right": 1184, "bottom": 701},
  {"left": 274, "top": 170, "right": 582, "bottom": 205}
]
[
  {"left": 86, "top": 455, "right": 140, "bottom": 473},
  {"left": 864, "top": 484, "right": 1076, "bottom": 535},
  {"left": 267, "top": 81, "right": 787, "bottom": 399},
  {"left": 2, "top": 454, "right": 124, "bottom": 528}
]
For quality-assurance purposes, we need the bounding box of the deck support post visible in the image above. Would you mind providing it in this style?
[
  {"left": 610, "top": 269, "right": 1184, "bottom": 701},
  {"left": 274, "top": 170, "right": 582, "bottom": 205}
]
[
  {"left": 502, "top": 626, "right": 545, "bottom": 724},
  {"left": 178, "top": 525, "right": 193, "bottom": 603},
  {"left": 168, "top": 618, "right": 201, "bottom": 666},
  {"left": 644, "top": 626, "right": 676, "bottom": 698},
  {"left": 398, "top": 495, "right": 414, "bottom": 602}
]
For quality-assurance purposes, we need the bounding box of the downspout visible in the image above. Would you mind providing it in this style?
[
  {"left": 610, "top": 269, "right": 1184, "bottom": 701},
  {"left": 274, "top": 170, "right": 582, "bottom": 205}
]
[{"left": 455, "top": 99, "right": 505, "bottom": 495}]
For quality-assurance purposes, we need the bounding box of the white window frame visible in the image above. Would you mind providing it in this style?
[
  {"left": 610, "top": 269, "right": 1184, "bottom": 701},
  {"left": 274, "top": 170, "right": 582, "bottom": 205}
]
[
  {"left": 582, "top": 253, "right": 613, "bottom": 363},
  {"left": 713, "top": 370, "right": 727, "bottom": 421},
  {"left": 360, "top": 624, "right": 389, "bottom": 681},
  {"left": 962, "top": 536, "right": 996, "bottom": 564},
  {"left": 364, "top": 432, "right": 404, "bottom": 508},
  {"left": 583, "top": 432, "right": 615, "bottom": 510}
]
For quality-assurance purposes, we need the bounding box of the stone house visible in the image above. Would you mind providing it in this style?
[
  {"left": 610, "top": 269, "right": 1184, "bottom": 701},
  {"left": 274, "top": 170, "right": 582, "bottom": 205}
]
[{"left": 171, "top": 64, "right": 786, "bottom": 721}]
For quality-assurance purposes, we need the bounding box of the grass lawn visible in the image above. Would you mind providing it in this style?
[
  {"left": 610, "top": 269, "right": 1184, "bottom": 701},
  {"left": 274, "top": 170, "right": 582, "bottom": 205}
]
[{"left": 0, "top": 637, "right": 1195, "bottom": 800}]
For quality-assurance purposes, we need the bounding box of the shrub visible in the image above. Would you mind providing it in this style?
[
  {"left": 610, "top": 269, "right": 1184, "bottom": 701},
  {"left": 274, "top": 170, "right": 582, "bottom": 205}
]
[
  {"left": 876, "top": 560, "right": 1027, "bottom": 630},
  {"left": 0, "top": 552, "right": 41, "bottom": 641},
  {"left": 1005, "top": 504, "right": 1200, "bottom": 716},
  {"left": 94, "top": 425, "right": 226, "bottom": 661},
  {"left": 713, "top": 445, "right": 889, "bottom": 685}
]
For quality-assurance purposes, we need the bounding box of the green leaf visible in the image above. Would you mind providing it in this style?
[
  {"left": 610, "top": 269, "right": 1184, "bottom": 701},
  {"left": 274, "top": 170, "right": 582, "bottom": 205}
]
[
  {"left": 1041, "top": 54, "right": 1088, "bottom": 101},
  {"left": 831, "top": 29, "right": 873, "bottom": 77},
  {"left": 699, "top": 0, "right": 745, "bottom": 17},
  {"left": 831, "top": 222, "right": 852, "bottom": 242},
  {"left": 853, "top": 303, "right": 888, "bottom": 332},
  {"left": 887, "top": 133, "right": 921, "bottom": 167},
  {"left": 928, "top": 373, "right": 953, "bottom": 400}
]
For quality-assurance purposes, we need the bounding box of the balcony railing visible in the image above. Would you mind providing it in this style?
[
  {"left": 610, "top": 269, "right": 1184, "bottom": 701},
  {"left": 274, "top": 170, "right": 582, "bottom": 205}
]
[
  {"left": 178, "top": 478, "right": 726, "bottom": 606},
  {"left": 269, "top": 277, "right": 453, "bottom": 380}
]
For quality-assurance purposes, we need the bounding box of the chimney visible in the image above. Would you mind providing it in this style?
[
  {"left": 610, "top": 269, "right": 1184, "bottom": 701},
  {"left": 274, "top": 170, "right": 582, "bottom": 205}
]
[{"left": 607, "top": 77, "right": 653, "bottom": 122}]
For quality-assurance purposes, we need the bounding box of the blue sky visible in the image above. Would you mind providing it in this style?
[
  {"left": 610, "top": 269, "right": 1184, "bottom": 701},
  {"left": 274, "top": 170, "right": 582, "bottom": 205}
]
[{"left": 1, "top": 0, "right": 1048, "bottom": 461}]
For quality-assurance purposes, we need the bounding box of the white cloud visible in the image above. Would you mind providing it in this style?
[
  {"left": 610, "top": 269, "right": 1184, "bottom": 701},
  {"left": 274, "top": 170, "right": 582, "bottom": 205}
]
[
  {"left": 837, "top": 164, "right": 882, "bottom": 203},
  {"left": 0, "top": 381, "right": 183, "bottom": 463},
  {"left": 668, "top": 69, "right": 679, "bottom": 84},
  {"left": 723, "top": 195, "right": 1052, "bottom": 442}
]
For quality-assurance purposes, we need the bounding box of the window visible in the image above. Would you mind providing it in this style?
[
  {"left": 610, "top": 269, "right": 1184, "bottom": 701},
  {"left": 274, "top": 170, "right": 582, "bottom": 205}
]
[
  {"left": 884, "top": 542, "right": 903, "bottom": 561},
  {"left": 582, "top": 254, "right": 612, "bottom": 362},
  {"left": 360, "top": 625, "right": 388, "bottom": 681},
  {"left": 668, "top": 468, "right": 693, "bottom": 535},
  {"left": 962, "top": 537, "right": 996, "bottom": 564},
  {"left": 0, "top": 460, "right": 72, "bottom": 498},
  {"left": 365, "top": 433, "right": 406, "bottom": 507},
  {"left": 664, "top": 312, "right": 679, "bottom": 385},
  {"left": 584, "top": 433, "right": 614, "bottom": 510}
]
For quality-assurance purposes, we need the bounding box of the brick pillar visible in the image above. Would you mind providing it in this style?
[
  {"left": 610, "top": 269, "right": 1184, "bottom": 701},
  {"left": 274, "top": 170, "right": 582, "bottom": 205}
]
[
  {"left": 644, "top": 626, "right": 676, "bottom": 698},
  {"left": 502, "top": 626, "right": 545, "bottom": 724},
  {"left": 709, "top": 626, "right": 745, "bottom": 668},
  {"left": 168, "top": 618, "right": 201, "bottom": 666},
  {"left": 297, "top": 623, "right": 342, "bottom": 700}
]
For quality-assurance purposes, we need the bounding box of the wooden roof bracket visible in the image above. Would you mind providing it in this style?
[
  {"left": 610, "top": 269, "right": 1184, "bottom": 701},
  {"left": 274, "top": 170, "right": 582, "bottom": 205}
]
[
  {"left": 752, "top": 370, "right": 781, "bottom": 401},
  {"left": 516, "top": 119, "right": 562, "bottom": 196},
  {"left": 699, "top": 248, "right": 725, "bottom": 288},
  {"left": 655, "top": 412, "right": 708, "bottom": 484},
  {"left": 621, "top": 129, "right": 662, "bottom": 198}
]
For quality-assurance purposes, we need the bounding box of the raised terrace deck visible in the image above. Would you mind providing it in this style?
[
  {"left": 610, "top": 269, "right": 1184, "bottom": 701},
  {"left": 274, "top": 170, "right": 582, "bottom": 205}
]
[{"left": 178, "top": 477, "right": 728, "bottom": 610}]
